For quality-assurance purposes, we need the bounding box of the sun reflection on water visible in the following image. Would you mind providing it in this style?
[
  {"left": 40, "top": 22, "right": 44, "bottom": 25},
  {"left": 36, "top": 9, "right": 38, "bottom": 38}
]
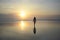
[
  {"left": 17, "top": 21, "right": 31, "bottom": 32},
  {"left": 20, "top": 21, "right": 25, "bottom": 30}
]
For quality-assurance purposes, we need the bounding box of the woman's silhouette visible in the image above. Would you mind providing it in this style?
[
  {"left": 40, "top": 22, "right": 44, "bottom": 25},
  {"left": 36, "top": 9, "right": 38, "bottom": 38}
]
[{"left": 33, "top": 17, "right": 36, "bottom": 34}]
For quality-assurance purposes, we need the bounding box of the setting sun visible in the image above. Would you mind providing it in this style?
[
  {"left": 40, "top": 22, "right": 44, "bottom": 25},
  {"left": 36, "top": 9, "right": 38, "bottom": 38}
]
[{"left": 20, "top": 10, "right": 25, "bottom": 17}]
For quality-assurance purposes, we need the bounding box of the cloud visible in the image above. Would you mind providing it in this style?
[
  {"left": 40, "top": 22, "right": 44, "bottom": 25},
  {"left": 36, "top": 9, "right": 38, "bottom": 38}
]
[
  {"left": 0, "top": 13, "right": 19, "bottom": 23},
  {"left": 0, "top": 0, "right": 21, "bottom": 3}
]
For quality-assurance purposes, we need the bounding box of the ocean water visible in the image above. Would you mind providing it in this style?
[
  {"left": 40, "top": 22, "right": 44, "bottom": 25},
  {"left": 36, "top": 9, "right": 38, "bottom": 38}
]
[{"left": 0, "top": 21, "right": 60, "bottom": 40}]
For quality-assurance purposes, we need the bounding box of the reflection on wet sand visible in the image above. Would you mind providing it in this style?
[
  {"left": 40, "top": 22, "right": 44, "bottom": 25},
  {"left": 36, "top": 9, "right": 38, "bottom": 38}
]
[{"left": 0, "top": 21, "right": 59, "bottom": 40}]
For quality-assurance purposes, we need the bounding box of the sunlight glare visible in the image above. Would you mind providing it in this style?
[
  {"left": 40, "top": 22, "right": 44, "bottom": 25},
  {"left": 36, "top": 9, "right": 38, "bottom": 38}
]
[{"left": 20, "top": 10, "right": 25, "bottom": 17}]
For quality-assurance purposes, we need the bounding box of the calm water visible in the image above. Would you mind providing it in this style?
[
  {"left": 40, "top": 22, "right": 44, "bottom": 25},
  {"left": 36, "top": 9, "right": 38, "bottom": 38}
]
[{"left": 0, "top": 21, "right": 60, "bottom": 40}]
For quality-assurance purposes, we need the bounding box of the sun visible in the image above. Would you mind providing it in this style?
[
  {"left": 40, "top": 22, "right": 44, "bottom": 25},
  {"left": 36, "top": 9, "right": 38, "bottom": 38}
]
[
  {"left": 20, "top": 10, "right": 25, "bottom": 17},
  {"left": 18, "top": 10, "right": 27, "bottom": 19}
]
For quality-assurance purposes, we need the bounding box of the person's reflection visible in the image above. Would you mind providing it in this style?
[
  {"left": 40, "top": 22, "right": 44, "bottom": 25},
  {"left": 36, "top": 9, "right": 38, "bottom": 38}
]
[{"left": 33, "top": 17, "right": 36, "bottom": 34}]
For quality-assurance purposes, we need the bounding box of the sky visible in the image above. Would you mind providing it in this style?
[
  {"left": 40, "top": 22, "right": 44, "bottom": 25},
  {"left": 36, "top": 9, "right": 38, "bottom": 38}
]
[{"left": 0, "top": 0, "right": 60, "bottom": 21}]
